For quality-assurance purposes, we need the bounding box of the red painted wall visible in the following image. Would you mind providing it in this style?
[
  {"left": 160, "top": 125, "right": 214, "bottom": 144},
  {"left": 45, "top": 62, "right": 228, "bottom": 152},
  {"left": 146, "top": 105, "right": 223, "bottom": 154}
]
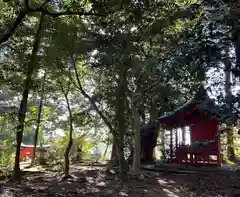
[
  {"left": 20, "top": 147, "right": 34, "bottom": 161},
  {"left": 190, "top": 118, "right": 221, "bottom": 167},
  {"left": 191, "top": 119, "right": 219, "bottom": 143}
]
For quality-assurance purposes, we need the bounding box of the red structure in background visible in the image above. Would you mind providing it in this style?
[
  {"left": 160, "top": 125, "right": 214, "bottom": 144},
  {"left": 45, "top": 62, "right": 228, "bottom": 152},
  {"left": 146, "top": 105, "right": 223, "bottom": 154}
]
[
  {"left": 20, "top": 144, "right": 50, "bottom": 161},
  {"left": 20, "top": 145, "right": 34, "bottom": 161},
  {"left": 159, "top": 87, "right": 224, "bottom": 167}
]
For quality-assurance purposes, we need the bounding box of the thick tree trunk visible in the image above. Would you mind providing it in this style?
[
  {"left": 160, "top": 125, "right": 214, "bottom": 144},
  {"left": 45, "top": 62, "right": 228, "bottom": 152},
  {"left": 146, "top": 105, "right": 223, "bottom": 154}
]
[
  {"left": 132, "top": 102, "right": 141, "bottom": 176},
  {"left": 160, "top": 129, "right": 166, "bottom": 159},
  {"left": 12, "top": 14, "right": 44, "bottom": 181},
  {"left": 224, "top": 50, "right": 235, "bottom": 162},
  {"left": 149, "top": 102, "right": 158, "bottom": 124},
  {"left": 227, "top": 127, "right": 235, "bottom": 162},
  {"left": 138, "top": 105, "right": 145, "bottom": 124},
  {"left": 149, "top": 102, "right": 159, "bottom": 161},
  {"left": 110, "top": 138, "right": 118, "bottom": 161},
  {"left": 31, "top": 73, "right": 46, "bottom": 166},
  {"left": 115, "top": 66, "right": 128, "bottom": 176},
  {"left": 231, "top": 7, "right": 240, "bottom": 76}
]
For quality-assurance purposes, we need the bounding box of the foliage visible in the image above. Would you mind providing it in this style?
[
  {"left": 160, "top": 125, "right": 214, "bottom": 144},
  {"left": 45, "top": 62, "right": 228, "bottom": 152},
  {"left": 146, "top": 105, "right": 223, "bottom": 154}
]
[
  {"left": 0, "top": 118, "right": 15, "bottom": 172},
  {"left": 221, "top": 126, "right": 240, "bottom": 163},
  {"left": 0, "top": 139, "right": 15, "bottom": 170},
  {"left": 46, "top": 134, "right": 97, "bottom": 165},
  {"left": 1, "top": 0, "right": 240, "bottom": 180}
]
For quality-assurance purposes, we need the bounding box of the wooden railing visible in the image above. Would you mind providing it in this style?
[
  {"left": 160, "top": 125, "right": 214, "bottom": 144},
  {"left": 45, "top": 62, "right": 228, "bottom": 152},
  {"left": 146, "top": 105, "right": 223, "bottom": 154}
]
[{"left": 175, "top": 143, "right": 220, "bottom": 167}]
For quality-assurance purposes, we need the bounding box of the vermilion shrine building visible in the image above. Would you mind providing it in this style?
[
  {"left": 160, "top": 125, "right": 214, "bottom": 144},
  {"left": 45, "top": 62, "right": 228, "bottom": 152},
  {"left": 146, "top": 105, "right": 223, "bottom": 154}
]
[
  {"left": 159, "top": 87, "right": 228, "bottom": 167},
  {"left": 20, "top": 144, "right": 50, "bottom": 161}
]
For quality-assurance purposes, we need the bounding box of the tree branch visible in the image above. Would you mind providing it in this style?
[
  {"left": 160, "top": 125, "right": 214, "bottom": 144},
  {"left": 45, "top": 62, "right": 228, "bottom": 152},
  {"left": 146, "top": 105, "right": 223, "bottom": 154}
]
[
  {"left": 0, "top": 9, "right": 27, "bottom": 45},
  {"left": 39, "top": 9, "right": 105, "bottom": 18},
  {"left": 134, "top": 77, "right": 164, "bottom": 102},
  {"left": 71, "top": 56, "right": 114, "bottom": 134},
  {"left": 40, "top": 0, "right": 52, "bottom": 9},
  {"left": 26, "top": 0, "right": 104, "bottom": 17},
  {"left": 0, "top": 0, "right": 105, "bottom": 45}
]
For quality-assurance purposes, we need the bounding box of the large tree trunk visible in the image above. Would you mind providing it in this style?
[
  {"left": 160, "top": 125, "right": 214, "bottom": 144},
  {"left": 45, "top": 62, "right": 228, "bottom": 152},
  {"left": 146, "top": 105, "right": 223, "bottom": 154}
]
[
  {"left": 160, "top": 129, "right": 166, "bottom": 159},
  {"left": 149, "top": 102, "right": 159, "bottom": 161},
  {"left": 12, "top": 14, "right": 44, "bottom": 181},
  {"left": 132, "top": 102, "right": 141, "bottom": 176},
  {"left": 231, "top": 7, "right": 240, "bottom": 77},
  {"left": 115, "top": 66, "right": 128, "bottom": 177},
  {"left": 110, "top": 138, "right": 118, "bottom": 161},
  {"left": 31, "top": 73, "right": 46, "bottom": 166},
  {"left": 224, "top": 49, "right": 235, "bottom": 162},
  {"left": 227, "top": 127, "right": 235, "bottom": 162},
  {"left": 138, "top": 105, "right": 145, "bottom": 124}
]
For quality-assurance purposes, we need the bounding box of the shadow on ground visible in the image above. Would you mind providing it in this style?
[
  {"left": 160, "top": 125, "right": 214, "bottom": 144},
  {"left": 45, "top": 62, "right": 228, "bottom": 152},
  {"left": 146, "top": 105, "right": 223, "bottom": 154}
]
[{"left": 1, "top": 165, "right": 240, "bottom": 197}]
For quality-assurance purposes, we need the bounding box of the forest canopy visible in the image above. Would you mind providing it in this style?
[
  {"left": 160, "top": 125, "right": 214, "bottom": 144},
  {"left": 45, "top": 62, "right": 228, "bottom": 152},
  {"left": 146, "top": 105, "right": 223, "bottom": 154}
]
[{"left": 1, "top": 0, "right": 240, "bottom": 184}]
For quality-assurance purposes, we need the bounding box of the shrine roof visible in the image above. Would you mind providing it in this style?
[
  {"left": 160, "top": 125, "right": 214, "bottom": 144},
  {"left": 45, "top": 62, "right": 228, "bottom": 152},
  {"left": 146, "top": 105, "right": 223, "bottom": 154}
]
[{"left": 159, "top": 86, "right": 230, "bottom": 126}]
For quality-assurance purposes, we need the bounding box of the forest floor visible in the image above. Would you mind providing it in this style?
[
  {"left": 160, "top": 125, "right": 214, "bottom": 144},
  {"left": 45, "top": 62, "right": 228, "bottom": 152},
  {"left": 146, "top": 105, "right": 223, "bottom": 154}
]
[{"left": 0, "top": 164, "right": 240, "bottom": 197}]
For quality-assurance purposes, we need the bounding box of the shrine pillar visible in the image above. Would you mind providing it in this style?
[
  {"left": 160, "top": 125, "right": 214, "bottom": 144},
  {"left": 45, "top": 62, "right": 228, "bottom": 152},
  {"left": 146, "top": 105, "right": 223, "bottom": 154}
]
[
  {"left": 170, "top": 129, "right": 173, "bottom": 161},
  {"left": 175, "top": 129, "right": 178, "bottom": 148},
  {"left": 181, "top": 127, "right": 186, "bottom": 145}
]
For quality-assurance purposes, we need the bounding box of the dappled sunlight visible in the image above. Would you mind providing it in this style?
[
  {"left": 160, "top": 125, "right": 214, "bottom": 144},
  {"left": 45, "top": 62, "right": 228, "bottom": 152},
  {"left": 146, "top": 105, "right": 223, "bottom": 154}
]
[
  {"left": 157, "top": 178, "right": 175, "bottom": 185},
  {"left": 1, "top": 190, "right": 15, "bottom": 197},
  {"left": 1, "top": 0, "right": 240, "bottom": 196},
  {"left": 2, "top": 165, "right": 239, "bottom": 197},
  {"left": 158, "top": 179, "right": 168, "bottom": 185},
  {"left": 162, "top": 188, "right": 180, "bottom": 197},
  {"left": 96, "top": 181, "right": 106, "bottom": 187},
  {"left": 119, "top": 191, "right": 128, "bottom": 196},
  {"left": 168, "top": 180, "right": 176, "bottom": 184},
  {"left": 157, "top": 178, "right": 182, "bottom": 197},
  {"left": 86, "top": 176, "right": 95, "bottom": 183}
]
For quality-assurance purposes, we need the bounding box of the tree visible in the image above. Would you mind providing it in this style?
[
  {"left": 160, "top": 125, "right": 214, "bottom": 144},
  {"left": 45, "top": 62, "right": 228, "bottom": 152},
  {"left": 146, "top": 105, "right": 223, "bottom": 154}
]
[
  {"left": 12, "top": 13, "right": 44, "bottom": 181},
  {"left": 58, "top": 72, "right": 74, "bottom": 179},
  {"left": 0, "top": 0, "right": 105, "bottom": 45},
  {"left": 31, "top": 72, "right": 47, "bottom": 166}
]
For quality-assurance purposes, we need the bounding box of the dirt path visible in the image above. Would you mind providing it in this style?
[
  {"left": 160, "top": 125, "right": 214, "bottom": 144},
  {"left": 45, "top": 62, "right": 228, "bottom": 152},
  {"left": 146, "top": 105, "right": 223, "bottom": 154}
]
[
  {"left": 0, "top": 166, "right": 188, "bottom": 197},
  {"left": 1, "top": 165, "right": 240, "bottom": 197}
]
